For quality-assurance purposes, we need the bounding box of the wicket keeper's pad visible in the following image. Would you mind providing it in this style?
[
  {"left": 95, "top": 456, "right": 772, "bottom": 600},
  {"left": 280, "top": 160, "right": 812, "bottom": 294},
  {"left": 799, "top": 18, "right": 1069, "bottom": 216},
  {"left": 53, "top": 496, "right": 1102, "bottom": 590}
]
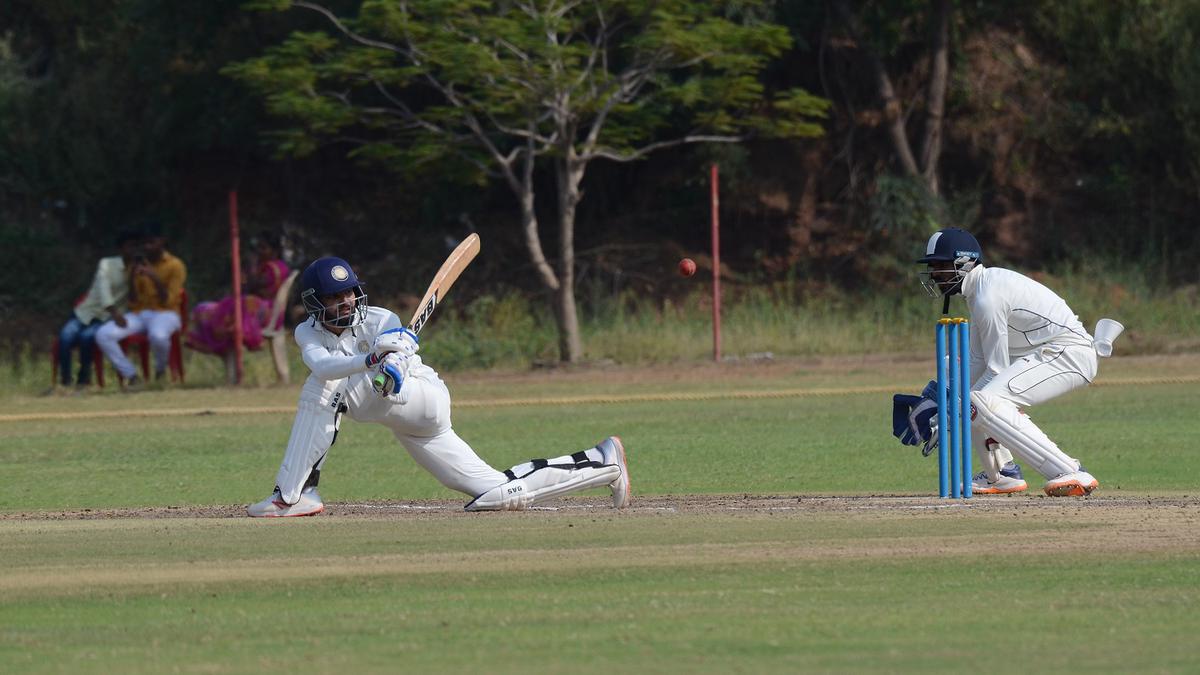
[
  {"left": 276, "top": 377, "right": 345, "bottom": 505},
  {"left": 970, "top": 390, "right": 1078, "bottom": 478},
  {"left": 974, "top": 438, "right": 1012, "bottom": 483}
]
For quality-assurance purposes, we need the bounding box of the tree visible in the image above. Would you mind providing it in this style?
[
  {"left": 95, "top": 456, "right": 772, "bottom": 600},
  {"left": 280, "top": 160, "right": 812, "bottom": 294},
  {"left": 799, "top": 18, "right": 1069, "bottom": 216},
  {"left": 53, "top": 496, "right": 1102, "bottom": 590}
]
[
  {"left": 829, "top": 0, "right": 951, "bottom": 196},
  {"left": 228, "top": 0, "right": 829, "bottom": 362}
]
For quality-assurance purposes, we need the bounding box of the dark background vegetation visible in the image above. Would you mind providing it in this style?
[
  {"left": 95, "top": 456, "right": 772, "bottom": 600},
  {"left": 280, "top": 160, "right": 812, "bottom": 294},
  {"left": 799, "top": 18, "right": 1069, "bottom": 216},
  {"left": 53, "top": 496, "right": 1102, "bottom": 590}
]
[{"left": 3, "top": 0, "right": 1198, "bottom": 364}]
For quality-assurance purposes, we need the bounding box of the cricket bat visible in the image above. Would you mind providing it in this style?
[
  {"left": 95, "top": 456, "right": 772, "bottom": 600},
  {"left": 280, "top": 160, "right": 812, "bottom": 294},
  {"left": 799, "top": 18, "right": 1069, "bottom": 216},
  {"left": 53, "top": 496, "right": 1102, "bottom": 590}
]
[{"left": 372, "top": 233, "right": 481, "bottom": 390}]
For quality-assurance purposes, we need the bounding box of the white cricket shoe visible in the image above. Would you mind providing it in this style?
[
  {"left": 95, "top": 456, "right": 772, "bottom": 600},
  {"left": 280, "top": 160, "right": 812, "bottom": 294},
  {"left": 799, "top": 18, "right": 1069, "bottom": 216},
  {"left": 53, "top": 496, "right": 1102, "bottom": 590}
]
[
  {"left": 247, "top": 486, "right": 325, "bottom": 517},
  {"left": 971, "top": 462, "right": 1028, "bottom": 494},
  {"left": 1043, "top": 470, "right": 1099, "bottom": 497},
  {"left": 596, "top": 436, "right": 631, "bottom": 509}
]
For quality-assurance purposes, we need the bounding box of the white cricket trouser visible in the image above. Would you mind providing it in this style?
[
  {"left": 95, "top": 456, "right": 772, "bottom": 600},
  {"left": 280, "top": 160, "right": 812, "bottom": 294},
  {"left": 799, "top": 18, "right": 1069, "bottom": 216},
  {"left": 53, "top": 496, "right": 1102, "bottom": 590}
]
[
  {"left": 95, "top": 310, "right": 182, "bottom": 378},
  {"left": 973, "top": 343, "right": 1098, "bottom": 478},
  {"left": 345, "top": 369, "right": 507, "bottom": 497}
]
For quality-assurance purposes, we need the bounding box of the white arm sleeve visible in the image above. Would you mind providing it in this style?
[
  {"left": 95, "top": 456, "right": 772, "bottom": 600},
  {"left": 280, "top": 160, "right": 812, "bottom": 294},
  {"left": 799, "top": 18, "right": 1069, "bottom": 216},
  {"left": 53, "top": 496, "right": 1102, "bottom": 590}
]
[
  {"left": 970, "top": 294, "right": 1011, "bottom": 390},
  {"left": 969, "top": 330, "right": 987, "bottom": 391},
  {"left": 295, "top": 325, "right": 368, "bottom": 381},
  {"left": 300, "top": 342, "right": 366, "bottom": 381},
  {"left": 294, "top": 308, "right": 407, "bottom": 382}
]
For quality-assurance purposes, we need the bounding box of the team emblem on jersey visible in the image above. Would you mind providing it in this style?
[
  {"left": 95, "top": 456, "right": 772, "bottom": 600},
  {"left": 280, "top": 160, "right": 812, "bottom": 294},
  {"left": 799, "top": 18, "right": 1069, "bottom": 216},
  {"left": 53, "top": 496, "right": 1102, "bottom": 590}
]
[
  {"left": 357, "top": 340, "right": 370, "bottom": 354},
  {"left": 330, "top": 265, "right": 349, "bottom": 281}
]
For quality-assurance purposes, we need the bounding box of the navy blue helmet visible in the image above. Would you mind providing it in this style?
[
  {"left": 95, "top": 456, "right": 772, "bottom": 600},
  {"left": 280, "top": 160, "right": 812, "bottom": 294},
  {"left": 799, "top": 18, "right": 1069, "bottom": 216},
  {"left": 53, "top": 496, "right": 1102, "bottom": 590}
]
[
  {"left": 300, "top": 256, "right": 368, "bottom": 328},
  {"left": 917, "top": 227, "right": 982, "bottom": 265},
  {"left": 918, "top": 228, "right": 982, "bottom": 297}
]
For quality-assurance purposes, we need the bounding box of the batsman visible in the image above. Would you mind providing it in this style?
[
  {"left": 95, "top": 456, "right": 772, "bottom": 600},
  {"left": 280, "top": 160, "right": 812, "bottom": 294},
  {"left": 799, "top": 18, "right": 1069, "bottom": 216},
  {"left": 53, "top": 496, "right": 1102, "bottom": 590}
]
[
  {"left": 892, "top": 227, "right": 1123, "bottom": 497},
  {"left": 248, "top": 253, "right": 630, "bottom": 517}
]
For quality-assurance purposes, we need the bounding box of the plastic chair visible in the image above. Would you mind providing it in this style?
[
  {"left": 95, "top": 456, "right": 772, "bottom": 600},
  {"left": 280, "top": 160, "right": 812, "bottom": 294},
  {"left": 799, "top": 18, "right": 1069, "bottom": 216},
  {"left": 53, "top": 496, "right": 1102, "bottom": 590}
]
[
  {"left": 120, "top": 288, "right": 189, "bottom": 384},
  {"left": 259, "top": 270, "right": 298, "bottom": 384},
  {"left": 49, "top": 340, "right": 107, "bottom": 387}
]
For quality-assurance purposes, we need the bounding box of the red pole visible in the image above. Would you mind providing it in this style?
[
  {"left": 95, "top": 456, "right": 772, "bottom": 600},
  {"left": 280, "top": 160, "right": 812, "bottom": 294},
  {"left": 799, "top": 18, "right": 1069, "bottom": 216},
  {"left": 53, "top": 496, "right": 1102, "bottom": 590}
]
[
  {"left": 229, "top": 190, "right": 244, "bottom": 384},
  {"left": 710, "top": 164, "right": 721, "bottom": 362}
]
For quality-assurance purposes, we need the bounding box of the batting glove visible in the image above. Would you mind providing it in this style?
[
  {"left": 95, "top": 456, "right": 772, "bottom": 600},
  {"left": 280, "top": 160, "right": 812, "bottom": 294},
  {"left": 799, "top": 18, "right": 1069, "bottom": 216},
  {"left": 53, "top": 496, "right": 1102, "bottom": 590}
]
[
  {"left": 371, "top": 353, "right": 413, "bottom": 403},
  {"left": 373, "top": 327, "right": 420, "bottom": 360}
]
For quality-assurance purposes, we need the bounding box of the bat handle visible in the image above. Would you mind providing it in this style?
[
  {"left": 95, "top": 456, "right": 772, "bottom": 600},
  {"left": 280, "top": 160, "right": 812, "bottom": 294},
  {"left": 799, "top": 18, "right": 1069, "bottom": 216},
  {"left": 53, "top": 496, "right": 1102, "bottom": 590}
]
[{"left": 372, "top": 373, "right": 386, "bottom": 388}]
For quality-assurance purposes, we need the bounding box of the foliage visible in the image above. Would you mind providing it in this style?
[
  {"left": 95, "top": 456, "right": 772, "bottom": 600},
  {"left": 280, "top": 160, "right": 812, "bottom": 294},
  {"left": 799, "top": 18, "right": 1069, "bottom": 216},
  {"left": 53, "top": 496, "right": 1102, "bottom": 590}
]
[
  {"left": 2, "top": 0, "right": 1200, "bottom": 362},
  {"left": 228, "top": 0, "right": 829, "bottom": 173},
  {"left": 1026, "top": 0, "right": 1200, "bottom": 267},
  {"left": 226, "top": 0, "right": 830, "bottom": 362}
]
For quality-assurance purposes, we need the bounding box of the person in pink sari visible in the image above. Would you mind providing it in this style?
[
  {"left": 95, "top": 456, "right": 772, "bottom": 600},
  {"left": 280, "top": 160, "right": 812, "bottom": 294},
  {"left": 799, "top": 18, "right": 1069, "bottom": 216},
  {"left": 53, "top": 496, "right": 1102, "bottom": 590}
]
[{"left": 187, "top": 236, "right": 290, "bottom": 375}]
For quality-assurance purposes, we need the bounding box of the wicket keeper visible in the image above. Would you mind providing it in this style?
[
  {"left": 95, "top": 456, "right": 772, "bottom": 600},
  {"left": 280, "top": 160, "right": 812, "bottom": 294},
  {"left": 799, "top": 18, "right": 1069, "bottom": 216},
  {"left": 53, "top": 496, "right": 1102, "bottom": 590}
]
[{"left": 893, "top": 227, "right": 1123, "bottom": 496}]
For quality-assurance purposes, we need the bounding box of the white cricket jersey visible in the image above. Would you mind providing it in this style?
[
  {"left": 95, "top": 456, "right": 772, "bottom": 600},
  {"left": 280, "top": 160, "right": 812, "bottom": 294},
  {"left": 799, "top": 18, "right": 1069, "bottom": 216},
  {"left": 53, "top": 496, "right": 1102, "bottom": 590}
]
[
  {"left": 960, "top": 265, "right": 1093, "bottom": 388},
  {"left": 294, "top": 306, "right": 435, "bottom": 382}
]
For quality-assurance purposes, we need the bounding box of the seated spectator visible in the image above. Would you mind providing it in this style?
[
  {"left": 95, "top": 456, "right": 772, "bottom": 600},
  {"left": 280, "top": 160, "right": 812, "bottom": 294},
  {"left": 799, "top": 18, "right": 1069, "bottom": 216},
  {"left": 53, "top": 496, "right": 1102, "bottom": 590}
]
[
  {"left": 95, "top": 223, "right": 188, "bottom": 385},
  {"left": 186, "top": 234, "right": 291, "bottom": 379},
  {"left": 51, "top": 228, "right": 141, "bottom": 393}
]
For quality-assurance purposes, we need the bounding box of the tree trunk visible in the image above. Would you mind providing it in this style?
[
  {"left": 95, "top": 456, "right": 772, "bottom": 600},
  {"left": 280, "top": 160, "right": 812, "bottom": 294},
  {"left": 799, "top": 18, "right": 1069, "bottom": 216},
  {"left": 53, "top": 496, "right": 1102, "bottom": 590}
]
[
  {"left": 920, "top": 0, "right": 951, "bottom": 195},
  {"left": 831, "top": 0, "right": 919, "bottom": 177},
  {"left": 553, "top": 152, "right": 584, "bottom": 363},
  {"left": 507, "top": 150, "right": 581, "bottom": 361},
  {"left": 513, "top": 150, "right": 561, "bottom": 293}
]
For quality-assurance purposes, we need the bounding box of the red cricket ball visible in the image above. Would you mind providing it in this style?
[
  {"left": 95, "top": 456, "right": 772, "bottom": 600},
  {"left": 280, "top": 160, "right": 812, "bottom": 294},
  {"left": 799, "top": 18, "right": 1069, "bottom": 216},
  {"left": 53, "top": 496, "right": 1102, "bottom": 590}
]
[{"left": 678, "top": 258, "right": 697, "bottom": 277}]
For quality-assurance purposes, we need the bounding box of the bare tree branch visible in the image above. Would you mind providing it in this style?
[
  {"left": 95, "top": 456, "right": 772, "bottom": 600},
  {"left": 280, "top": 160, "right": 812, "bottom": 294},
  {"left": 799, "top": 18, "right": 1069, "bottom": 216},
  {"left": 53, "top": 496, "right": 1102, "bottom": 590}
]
[
  {"left": 293, "top": 1, "right": 408, "bottom": 56},
  {"left": 367, "top": 79, "right": 447, "bottom": 136}
]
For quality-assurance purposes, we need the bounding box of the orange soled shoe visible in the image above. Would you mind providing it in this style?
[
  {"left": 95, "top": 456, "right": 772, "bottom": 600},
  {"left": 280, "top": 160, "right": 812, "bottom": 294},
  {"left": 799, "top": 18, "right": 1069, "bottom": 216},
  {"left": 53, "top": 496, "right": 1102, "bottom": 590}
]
[{"left": 1043, "top": 469, "right": 1099, "bottom": 497}]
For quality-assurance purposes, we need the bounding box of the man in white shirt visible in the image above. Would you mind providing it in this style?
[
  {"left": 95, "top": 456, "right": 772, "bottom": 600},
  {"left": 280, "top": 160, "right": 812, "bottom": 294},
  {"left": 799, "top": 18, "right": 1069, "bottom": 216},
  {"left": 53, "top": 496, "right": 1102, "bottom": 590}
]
[
  {"left": 53, "top": 229, "right": 141, "bottom": 390},
  {"left": 248, "top": 255, "right": 630, "bottom": 517},
  {"left": 896, "top": 227, "right": 1118, "bottom": 497}
]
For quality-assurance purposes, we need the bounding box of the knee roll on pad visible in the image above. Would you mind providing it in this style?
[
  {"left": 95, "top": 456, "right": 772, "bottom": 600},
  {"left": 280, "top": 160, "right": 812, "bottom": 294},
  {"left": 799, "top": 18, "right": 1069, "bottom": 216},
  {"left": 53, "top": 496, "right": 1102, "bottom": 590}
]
[
  {"left": 276, "top": 378, "right": 346, "bottom": 505},
  {"left": 465, "top": 463, "right": 620, "bottom": 511},
  {"left": 969, "top": 390, "right": 1077, "bottom": 478}
]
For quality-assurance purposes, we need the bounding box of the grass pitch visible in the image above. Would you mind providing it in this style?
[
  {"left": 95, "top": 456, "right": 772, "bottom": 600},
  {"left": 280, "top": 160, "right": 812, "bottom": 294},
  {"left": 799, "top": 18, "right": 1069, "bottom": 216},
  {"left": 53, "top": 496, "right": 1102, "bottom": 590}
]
[{"left": 1, "top": 353, "right": 1198, "bottom": 673}]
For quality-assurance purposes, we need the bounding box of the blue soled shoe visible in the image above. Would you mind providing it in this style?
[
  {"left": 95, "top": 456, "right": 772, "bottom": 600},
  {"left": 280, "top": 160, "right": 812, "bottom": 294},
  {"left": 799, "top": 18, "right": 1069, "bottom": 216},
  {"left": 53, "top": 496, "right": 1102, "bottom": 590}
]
[{"left": 971, "top": 462, "right": 1028, "bottom": 494}]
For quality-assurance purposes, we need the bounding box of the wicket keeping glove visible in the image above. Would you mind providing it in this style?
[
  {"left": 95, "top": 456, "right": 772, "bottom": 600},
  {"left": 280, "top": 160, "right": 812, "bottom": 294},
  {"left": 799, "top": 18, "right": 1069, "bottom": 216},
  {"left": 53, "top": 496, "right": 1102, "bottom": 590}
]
[{"left": 891, "top": 380, "right": 940, "bottom": 447}]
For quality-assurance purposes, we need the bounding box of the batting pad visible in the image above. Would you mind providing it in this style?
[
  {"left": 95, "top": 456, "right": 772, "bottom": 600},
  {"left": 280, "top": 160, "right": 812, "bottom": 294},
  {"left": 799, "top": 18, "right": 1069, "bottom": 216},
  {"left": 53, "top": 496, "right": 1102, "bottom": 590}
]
[
  {"left": 465, "top": 450, "right": 619, "bottom": 511},
  {"left": 275, "top": 378, "right": 345, "bottom": 505},
  {"left": 970, "top": 390, "right": 1078, "bottom": 478}
]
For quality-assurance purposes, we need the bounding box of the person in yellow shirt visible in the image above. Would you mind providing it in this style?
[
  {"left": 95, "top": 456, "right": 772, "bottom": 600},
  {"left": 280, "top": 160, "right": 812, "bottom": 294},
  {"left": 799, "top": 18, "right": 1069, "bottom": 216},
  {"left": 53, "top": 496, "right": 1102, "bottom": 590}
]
[{"left": 95, "top": 224, "right": 188, "bottom": 384}]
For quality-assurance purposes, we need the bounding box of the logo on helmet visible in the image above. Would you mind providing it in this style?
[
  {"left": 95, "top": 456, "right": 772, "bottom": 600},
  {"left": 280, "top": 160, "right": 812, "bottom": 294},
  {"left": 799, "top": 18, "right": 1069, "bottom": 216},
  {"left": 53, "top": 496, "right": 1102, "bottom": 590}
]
[{"left": 330, "top": 265, "right": 350, "bottom": 281}]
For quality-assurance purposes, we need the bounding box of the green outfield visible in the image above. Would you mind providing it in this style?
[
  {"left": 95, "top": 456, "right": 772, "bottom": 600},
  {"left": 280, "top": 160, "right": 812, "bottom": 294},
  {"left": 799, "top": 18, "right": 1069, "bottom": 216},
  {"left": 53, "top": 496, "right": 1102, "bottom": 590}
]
[{"left": 1, "top": 354, "right": 1198, "bottom": 673}]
